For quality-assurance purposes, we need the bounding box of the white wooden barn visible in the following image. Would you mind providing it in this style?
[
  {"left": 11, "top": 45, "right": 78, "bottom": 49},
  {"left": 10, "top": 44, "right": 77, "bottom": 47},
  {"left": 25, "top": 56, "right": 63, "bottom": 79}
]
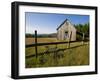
[{"left": 57, "top": 19, "right": 76, "bottom": 41}]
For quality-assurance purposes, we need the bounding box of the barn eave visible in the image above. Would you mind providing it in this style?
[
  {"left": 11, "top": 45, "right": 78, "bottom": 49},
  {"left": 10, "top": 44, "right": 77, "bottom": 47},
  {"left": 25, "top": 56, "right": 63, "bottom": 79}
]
[{"left": 56, "top": 18, "right": 68, "bottom": 30}]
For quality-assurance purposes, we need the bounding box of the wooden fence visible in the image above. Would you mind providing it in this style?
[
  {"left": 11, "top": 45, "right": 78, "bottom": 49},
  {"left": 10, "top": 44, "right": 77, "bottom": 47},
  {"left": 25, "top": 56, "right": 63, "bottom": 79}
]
[
  {"left": 26, "top": 30, "right": 87, "bottom": 59},
  {"left": 25, "top": 30, "right": 90, "bottom": 66}
]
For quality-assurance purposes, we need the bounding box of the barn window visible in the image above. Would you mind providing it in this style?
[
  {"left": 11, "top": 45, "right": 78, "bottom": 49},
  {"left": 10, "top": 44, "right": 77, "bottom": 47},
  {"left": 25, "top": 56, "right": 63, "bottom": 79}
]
[{"left": 64, "top": 31, "right": 68, "bottom": 40}]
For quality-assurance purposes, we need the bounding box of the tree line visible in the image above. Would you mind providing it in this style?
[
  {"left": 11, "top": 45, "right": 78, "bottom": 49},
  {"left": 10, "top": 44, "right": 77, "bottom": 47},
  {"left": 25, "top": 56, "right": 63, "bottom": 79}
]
[{"left": 74, "top": 23, "right": 89, "bottom": 41}]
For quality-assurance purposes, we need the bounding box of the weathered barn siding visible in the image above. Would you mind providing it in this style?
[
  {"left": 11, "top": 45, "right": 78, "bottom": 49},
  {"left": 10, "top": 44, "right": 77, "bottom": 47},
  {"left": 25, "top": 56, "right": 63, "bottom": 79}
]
[{"left": 57, "top": 19, "right": 76, "bottom": 41}]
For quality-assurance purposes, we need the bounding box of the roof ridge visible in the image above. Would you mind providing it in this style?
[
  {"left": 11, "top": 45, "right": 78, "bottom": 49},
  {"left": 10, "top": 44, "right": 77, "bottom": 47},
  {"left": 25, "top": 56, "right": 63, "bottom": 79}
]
[{"left": 57, "top": 18, "right": 68, "bottom": 30}]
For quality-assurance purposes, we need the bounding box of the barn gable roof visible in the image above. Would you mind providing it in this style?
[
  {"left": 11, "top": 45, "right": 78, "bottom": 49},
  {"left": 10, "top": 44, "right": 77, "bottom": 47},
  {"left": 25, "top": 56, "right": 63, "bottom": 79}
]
[
  {"left": 56, "top": 18, "right": 77, "bottom": 31},
  {"left": 56, "top": 18, "right": 68, "bottom": 30}
]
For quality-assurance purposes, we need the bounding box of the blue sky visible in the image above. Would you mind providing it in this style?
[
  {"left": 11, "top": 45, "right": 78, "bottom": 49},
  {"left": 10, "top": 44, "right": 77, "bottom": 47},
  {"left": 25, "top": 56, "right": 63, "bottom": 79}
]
[{"left": 25, "top": 12, "right": 89, "bottom": 34}]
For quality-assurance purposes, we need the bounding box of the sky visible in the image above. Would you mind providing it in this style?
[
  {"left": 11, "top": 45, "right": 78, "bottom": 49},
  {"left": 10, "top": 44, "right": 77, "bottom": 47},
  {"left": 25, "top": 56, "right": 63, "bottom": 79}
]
[{"left": 25, "top": 12, "right": 89, "bottom": 34}]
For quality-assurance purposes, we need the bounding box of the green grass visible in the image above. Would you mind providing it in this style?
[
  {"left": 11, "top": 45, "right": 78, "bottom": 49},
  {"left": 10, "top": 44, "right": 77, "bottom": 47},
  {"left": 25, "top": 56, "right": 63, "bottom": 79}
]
[{"left": 25, "top": 40, "right": 89, "bottom": 68}]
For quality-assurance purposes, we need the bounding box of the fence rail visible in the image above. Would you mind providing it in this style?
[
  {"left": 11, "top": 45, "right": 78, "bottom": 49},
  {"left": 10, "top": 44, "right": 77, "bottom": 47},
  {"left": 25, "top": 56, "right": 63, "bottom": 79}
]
[
  {"left": 25, "top": 30, "right": 88, "bottom": 61},
  {"left": 26, "top": 44, "right": 88, "bottom": 58},
  {"left": 26, "top": 40, "right": 83, "bottom": 48}
]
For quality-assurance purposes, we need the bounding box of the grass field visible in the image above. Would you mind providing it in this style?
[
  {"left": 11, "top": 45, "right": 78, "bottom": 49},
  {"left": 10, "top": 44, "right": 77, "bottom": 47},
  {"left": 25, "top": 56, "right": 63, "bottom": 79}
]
[{"left": 25, "top": 37, "right": 89, "bottom": 68}]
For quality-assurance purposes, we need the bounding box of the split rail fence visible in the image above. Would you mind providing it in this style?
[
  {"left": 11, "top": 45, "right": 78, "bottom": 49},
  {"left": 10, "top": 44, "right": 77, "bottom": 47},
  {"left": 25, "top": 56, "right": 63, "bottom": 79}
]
[{"left": 26, "top": 30, "right": 88, "bottom": 59}]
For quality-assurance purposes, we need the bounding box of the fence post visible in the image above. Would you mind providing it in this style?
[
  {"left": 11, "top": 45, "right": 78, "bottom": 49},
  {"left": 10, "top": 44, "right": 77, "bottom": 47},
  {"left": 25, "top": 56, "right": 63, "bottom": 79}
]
[
  {"left": 35, "top": 30, "right": 38, "bottom": 66},
  {"left": 68, "top": 31, "right": 72, "bottom": 48},
  {"left": 82, "top": 33, "right": 85, "bottom": 45}
]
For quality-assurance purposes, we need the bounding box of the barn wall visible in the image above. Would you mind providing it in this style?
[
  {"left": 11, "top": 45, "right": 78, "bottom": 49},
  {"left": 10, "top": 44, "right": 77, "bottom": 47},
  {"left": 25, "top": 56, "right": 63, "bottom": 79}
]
[
  {"left": 57, "top": 22, "right": 68, "bottom": 40},
  {"left": 68, "top": 23, "right": 76, "bottom": 41},
  {"left": 57, "top": 21, "right": 76, "bottom": 41}
]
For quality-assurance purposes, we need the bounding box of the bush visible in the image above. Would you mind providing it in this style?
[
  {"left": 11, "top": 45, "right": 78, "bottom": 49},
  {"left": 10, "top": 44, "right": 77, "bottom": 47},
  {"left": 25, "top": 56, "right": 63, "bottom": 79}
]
[{"left": 76, "top": 34, "right": 83, "bottom": 41}]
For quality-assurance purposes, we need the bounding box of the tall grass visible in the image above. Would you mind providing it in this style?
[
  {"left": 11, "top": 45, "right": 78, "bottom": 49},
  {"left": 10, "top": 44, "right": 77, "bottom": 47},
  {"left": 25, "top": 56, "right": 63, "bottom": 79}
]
[{"left": 25, "top": 41, "right": 89, "bottom": 68}]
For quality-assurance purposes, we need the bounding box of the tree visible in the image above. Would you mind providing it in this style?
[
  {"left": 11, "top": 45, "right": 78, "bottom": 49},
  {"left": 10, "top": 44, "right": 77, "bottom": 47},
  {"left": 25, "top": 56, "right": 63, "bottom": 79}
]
[{"left": 75, "top": 23, "right": 89, "bottom": 40}]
